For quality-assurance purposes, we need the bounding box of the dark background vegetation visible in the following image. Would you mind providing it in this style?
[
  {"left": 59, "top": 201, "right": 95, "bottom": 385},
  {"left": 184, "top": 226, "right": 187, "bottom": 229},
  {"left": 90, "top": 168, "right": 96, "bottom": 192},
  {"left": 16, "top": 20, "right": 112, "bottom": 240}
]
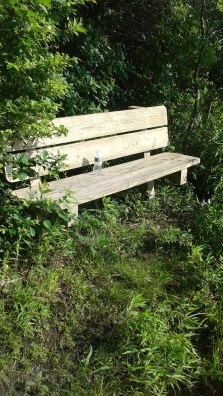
[{"left": 0, "top": 0, "right": 223, "bottom": 395}]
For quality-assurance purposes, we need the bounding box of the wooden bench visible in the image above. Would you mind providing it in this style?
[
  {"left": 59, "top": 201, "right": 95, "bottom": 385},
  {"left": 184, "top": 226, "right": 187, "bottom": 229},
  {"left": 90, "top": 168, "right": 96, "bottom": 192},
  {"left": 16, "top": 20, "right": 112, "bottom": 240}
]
[{"left": 6, "top": 106, "right": 200, "bottom": 218}]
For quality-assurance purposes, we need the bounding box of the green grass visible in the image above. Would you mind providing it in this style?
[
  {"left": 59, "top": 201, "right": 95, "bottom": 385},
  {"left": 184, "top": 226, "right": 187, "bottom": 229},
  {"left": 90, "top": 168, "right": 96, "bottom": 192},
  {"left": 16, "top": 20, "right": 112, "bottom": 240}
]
[{"left": 0, "top": 184, "right": 223, "bottom": 395}]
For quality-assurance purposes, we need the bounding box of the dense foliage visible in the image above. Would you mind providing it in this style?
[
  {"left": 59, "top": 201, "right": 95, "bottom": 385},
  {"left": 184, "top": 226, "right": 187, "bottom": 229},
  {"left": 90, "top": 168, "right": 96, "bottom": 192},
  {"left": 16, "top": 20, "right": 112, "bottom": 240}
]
[
  {"left": 0, "top": 0, "right": 93, "bottom": 182},
  {"left": 1, "top": 188, "right": 223, "bottom": 395},
  {"left": 0, "top": 0, "right": 223, "bottom": 395}
]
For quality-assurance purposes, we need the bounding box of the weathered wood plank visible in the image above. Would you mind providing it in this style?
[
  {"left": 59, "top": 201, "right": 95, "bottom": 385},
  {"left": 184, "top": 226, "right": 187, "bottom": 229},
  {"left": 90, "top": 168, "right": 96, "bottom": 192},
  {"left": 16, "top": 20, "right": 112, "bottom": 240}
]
[
  {"left": 10, "top": 106, "right": 167, "bottom": 151},
  {"left": 12, "top": 152, "right": 200, "bottom": 202},
  {"left": 5, "top": 127, "right": 169, "bottom": 181},
  {"left": 166, "top": 168, "right": 188, "bottom": 185}
]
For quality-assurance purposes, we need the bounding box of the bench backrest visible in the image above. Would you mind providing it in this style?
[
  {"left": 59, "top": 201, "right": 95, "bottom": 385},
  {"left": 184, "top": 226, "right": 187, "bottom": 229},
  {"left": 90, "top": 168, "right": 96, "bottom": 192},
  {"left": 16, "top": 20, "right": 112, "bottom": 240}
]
[{"left": 5, "top": 106, "right": 168, "bottom": 182}]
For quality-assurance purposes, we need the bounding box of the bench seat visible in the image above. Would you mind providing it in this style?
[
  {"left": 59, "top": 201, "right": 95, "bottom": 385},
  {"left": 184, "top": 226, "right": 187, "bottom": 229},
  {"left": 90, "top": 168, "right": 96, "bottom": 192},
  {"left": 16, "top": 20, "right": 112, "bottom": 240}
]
[{"left": 12, "top": 152, "right": 200, "bottom": 205}]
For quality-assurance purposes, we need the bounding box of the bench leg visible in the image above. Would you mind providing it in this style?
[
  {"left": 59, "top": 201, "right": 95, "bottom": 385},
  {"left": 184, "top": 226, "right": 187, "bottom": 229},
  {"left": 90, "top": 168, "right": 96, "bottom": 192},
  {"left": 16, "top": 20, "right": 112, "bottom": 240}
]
[
  {"left": 144, "top": 151, "right": 155, "bottom": 198},
  {"left": 147, "top": 180, "right": 155, "bottom": 198},
  {"left": 167, "top": 169, "right": 188, "bottom": 185},
  {"left": 67, "top": 204, "right": 78, "bottom": 227},
  {"left": 60, "top": 203, "right": 78, "bottom": 226}
]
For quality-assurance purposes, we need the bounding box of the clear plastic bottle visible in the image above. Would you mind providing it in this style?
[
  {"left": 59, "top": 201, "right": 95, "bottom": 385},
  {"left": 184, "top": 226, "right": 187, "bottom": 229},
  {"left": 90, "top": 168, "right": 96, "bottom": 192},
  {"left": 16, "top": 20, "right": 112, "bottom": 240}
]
[{"left": 92, "top": 150, "right": 103, "bottom": 174}]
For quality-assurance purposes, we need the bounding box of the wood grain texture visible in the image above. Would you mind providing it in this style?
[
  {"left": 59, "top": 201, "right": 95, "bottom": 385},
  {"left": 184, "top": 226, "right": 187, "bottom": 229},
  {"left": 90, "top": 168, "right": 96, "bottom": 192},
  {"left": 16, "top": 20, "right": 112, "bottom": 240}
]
[
  {"left": 12, "top": 152, "right": 200, "bottom": 202},
  {"left": 10, "top": 106, "right": 167, "bottom": 151},
  {"left": 5, "top": 127, "right": 169, "bottom": 181}
]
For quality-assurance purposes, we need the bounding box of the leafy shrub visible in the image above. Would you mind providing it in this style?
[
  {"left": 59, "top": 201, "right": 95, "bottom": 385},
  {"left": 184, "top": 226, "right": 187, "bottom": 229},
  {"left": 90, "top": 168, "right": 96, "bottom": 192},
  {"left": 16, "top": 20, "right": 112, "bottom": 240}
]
[{"left": 194, "top": 183, "right": 223, "bottom": 257}]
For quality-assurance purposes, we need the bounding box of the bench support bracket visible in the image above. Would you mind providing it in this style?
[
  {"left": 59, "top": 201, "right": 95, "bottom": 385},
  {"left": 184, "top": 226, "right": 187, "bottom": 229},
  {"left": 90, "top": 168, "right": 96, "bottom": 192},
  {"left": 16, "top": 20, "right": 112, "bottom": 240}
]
[
  {"left": 166, "top": 168, "right": 188, "bottom": 185},
  {"left": 147, "top": 180, "right": 155, "bottom": 198},
  {"left": 60, "top": 203, "right": 78, "bottom": 226},
  {"left": 144, "top": 151, "right": 155, "bottom": 198}
]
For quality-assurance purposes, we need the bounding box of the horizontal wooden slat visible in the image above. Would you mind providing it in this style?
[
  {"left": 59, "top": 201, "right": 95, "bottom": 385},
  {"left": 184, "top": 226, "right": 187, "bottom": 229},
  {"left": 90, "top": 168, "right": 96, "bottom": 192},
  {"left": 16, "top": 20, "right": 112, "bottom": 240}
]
[
  {"left": 10, "top": 106, "right": 167, "bottom": 151},
  {"left": 12, "top": 152, "right": 200, "bottom": 202},
  {"left": 5, "top": 127, "right": 169, "bottom": 182}
]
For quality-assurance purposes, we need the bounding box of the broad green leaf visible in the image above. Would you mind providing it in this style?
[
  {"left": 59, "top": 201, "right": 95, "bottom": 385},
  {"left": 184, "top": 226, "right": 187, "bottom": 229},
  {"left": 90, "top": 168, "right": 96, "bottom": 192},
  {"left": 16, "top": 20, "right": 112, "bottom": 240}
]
[
  {"left": 39, "top": 0, "right": 51, "bottom": 8},
  {"left": 29, "top": 228, "right": 36, "bottom": 237},
  {"left": 41, "top": 150, "right": 48, "bottom": 160},
  {"left": 43, "top": 220, "right": 52, "bottom": 230}
]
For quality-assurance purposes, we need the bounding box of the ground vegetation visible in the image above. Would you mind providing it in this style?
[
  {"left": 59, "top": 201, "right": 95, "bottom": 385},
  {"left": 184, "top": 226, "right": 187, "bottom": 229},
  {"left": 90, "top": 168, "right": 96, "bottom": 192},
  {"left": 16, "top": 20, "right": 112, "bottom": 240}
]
[{"left": 0, "top": 1, "right": 223, "bottom": 395}]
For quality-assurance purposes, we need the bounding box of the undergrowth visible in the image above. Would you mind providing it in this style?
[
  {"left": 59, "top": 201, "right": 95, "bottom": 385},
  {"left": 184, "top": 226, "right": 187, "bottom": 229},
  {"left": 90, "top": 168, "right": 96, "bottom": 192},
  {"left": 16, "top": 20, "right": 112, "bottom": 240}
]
[{"left": 0, "top": 183, "right": 223, "bottom": 395}]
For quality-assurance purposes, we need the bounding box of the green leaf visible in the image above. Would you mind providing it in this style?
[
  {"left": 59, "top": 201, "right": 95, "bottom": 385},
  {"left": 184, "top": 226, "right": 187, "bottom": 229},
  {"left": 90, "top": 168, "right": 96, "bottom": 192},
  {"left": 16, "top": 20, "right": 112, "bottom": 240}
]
[
  {"left": 41, "top": 384, "right": 49, "bottom": 391},
  {"left": 39, "top": 0, "right": 51, "bottom": 8},
  {"left": 41, "top": 150, "right": 48, "bottom": 160},
  {"left": 26, "top": 380, "right": 36, "bottom": 386},
  {"left": 9, "top": 228, "right": 17, "bottom": 235},
  {"left": 85, "top": 345, "right": 93, "bottom": 366},
  {"left": 92, "top": 365, "right": 112, "bottom": 373},
  {"left": 43, "top": 220, "right": 52, "bottom": 230},
  {"left": 41, "top": 187, "right": 53, "bottom": 194},
  {"left": 29, "top": 227, "right": 36, "bottom": 237}
]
